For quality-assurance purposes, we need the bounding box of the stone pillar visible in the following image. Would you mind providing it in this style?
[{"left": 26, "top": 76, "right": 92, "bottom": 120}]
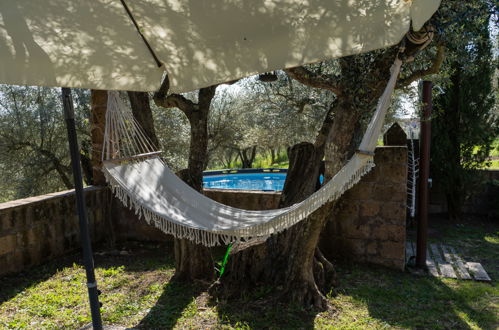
[
  {"left": 90, "top": 90, "right": 108, "bottom": 185},
  {"left": 383, "top": 122, "right": 407, "bottom": 146},
  {"left": 320, "top": 146, "right": 408, "bottom": 270}
]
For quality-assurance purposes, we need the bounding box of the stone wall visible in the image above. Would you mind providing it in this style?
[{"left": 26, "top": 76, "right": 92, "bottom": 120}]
[
  {"left": 321, "top": 146, "right": 408, "bottom": 270},
  {"left": 429, "top": 169, "right": 499, "bottom": 219},
  {"left": 0, "top": 187, "right": 110, "bottom": 276},
  {"left": 204, "top": 189, "right": 280, "bottom": 210},
  {"left": 111, "top": 198, "right": 170, "bottom": 242}
]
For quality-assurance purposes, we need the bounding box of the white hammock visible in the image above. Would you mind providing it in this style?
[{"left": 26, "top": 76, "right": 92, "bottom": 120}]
[{"left": 102, "top": 59, "right": 402, "bottom": 246}]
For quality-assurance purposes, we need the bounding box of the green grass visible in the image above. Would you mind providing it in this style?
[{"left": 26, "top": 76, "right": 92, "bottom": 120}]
[
  {"left": 490, "top": 138, "right": 499, "bottom": 157},
  {"left": 1, "top": 220, "right": 497, "bottom": 329},
  {"left": 487, "top": 159, "right": 499, "bottom": 169},
  {"left": 209, "top": 151, "right": 289, "bottom": 170}
]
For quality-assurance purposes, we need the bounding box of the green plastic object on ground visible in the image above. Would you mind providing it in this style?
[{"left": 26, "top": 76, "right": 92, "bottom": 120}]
[{"left": 219, "top": 243, "right": 233, "bottom": 277}]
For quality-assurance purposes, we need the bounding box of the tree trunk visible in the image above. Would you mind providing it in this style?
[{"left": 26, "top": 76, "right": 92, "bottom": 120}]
[
  {"left": 153, "top": 79, "right": 218, "bottom": 282},
  {"left": 128, "top": 91, "right": 160, "bottom": 149},
  {"left": 240, "top": 146, "right": 257, "bottom": 168},
  {"left": 270, "top": 148, "right": 276, "bottom": 165},
  {"left": 445, "top": 69, "right": 463, "bottom": 221},
  {"left": 185, "top": 109, "right": 209, "bottom": 191},
  {"left": 212, "top": 141, "right": 336, "bottom": 309},
  {"left": 213, "top": 49, "right": 399, "bottom": 309},
  {"left": 90, "top": 90, "right": 107, "bottom": 186},
  {"left": 222, "top": 150, "right": 235, "bottom": 169},
  {"left": 173, "top": 86, "right": 217, "bottom": 282}
]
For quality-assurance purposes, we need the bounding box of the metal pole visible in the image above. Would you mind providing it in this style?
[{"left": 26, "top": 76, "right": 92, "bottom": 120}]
[
  {"left": 62, "top": 88, "right": 103, "bottom": 329},
  {"left": 416, "top": 81, "right": 432, "bottom": 268}
]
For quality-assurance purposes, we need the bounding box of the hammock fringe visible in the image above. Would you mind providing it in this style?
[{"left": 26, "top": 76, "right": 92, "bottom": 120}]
[{"left": 103, "top": 156, "right": 375, "bottom": 247}]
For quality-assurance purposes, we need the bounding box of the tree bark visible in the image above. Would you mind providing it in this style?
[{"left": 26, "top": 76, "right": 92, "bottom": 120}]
[
  {"left": 214, "top": 48, "right": 400, "bottom": 309},
  {"left": 90, "top": 90, "right": 108, "bottom": 186},
  {"left": 443, "top": 69, "right": 463, "bottom": 221},
  {"left": 213, "top": 140, "right": 335, "bottom": 308},
  {"left": 239, "top": 146, "right": 257, "bottom": 168},
  {"left": 128, "top": 91, "right": 160, "bottom": 149},
  {"left": 270, "top": 148, "right": 276, "bottom": 164}
]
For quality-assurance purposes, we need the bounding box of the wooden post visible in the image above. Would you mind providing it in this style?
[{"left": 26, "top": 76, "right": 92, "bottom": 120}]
[{"left": 416, "top": 81, "right": 432, "bottom": 268}]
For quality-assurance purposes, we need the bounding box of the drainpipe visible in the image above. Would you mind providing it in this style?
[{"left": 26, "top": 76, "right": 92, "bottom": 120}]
[
  {"left": 62, "top": 88, "right": 103, "bottom": 329},
  {"left": 416, "top": 81, "right": 432, "bottom": 269}
]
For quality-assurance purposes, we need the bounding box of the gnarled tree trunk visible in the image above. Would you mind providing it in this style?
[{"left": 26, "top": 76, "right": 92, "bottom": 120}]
[
  {"left": 214, "top": 48, "right": 400, "bottom": 309},
  {"left": 239, "top": 146, "right": 257, "bottom": 168}
]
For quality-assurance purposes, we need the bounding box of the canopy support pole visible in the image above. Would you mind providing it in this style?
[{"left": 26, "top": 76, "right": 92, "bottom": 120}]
[{"left": 62, "top": 88, "right": 103, "bottom": 330}]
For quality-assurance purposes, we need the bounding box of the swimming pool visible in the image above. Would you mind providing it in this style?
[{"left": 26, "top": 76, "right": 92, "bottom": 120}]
[{"left": 203, "top": 169, "right": 287, "bottom": 191}]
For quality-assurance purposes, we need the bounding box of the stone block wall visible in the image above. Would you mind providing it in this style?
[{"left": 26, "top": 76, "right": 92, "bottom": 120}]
[
  {"left": 321, "top": 146, "right": 408, "bottom": 270},
  {"left": 429, "top": 169, "right": 499, "bottom": 219},
  {"left": 204, "top": 189, "right": 280, "bottom": 210},
  {"left": 0, "top": 187, "right": 110, "bottom": 276},
  {"left": 111, "top": 198, "right": 171, "bottom": 242}
]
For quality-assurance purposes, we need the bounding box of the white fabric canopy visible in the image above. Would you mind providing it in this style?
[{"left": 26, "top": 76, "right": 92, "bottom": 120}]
[
  {"left": 0, "top": 1, "right": 163, "bottom": 91},
  {"left": 0, "top": 0, "right": 440, "bottom": 92}
]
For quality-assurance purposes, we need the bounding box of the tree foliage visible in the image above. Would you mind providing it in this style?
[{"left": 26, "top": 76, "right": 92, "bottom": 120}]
[
  {"left": 0, "top": 86, "right": 90, "bottom": 201},
  {"left": 431, "top": 1, "right": 499, "bottom": 219}
]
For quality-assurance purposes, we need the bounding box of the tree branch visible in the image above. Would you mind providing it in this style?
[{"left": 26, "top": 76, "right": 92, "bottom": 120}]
[
  {"left": 152, "top": 75, "right": 170, "bottom": 107},
  {"left": 153, "top": 75, "right": 196, "bottom": 115},
  {"left": 397, "top": 44, "right": 445, "bottom": 89},
  {"left": 284, "top": 66, "right": 342, "bottom": 95}
]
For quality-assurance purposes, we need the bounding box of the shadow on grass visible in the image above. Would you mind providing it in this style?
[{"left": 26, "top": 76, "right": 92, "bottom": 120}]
[
  {"left": 211, "top": 289, "right": 318, "bottom": 329},
  {"left": 0, "top": 240, "right": 174, "bottom": 305},
  {"left": 0, "top": 251, "right": 79, "bottom": 304},
  {"left": 336, "top": 263, "right": 497, "bottom": 329},
  {"left": 94, "top": 241, "right": 176, "bottom": 273},
  {"left": 137, "top": 280, "right": 208, "bottom": 329}
]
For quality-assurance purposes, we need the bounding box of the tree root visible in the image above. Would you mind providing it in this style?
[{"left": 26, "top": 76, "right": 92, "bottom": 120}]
[
  {"left": 315, "top": 247, "right": 337, "bottom": 289},
  {"left": 285, "top": 279, "right": 329, "bottom": 310}
]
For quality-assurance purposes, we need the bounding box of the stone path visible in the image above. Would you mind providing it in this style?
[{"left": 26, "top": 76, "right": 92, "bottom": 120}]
[{"left": 406, "top": 241, "right": 491, "bottom": 281}]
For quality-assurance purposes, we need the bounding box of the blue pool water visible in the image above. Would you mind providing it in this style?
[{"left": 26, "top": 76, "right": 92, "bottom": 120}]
[{"left": 203, "top": 172, "right": 287, "bottom": 191}]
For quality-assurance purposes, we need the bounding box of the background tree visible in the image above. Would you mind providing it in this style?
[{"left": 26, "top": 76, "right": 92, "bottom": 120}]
[
  {"left": 431, "top": 1, "right": 499, "bottom": 220},
  {"left": 0, "top": 86, "right": 90, "bottom": 201}
]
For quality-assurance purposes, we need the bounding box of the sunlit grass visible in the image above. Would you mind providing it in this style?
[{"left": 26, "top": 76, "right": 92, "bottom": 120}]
[
  {"left": 208, "top": 150, "right": 289, "bottom": 170},
  {"left": 0, "top": 221, "right": 497, "bottom": 329},
  {"left": 487, "top": 159, "right": 499, "bottom": 169}
]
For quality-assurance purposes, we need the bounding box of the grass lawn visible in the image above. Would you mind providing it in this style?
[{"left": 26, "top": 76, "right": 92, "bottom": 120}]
[
  {"left": 0, "top": 218, "right": 497, "bottom": 329},
  {"left": 209, "top": 151, "right": 290, "bottom": 170},
  {"left": 487, "top": 159, "right": 499, "bottom": 170}
]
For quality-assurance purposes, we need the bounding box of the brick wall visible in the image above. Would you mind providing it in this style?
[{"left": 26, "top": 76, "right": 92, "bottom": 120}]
[
  {"left": 320, "top": 146, "right": 408, "bottom": 270},
  {"left": 0, "top": 187, "right": 110, "bottom": 276}
]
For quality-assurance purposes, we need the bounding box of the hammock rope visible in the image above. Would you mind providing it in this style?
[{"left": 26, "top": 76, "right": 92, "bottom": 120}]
[{"left": 102, "top": 58, "right": 403, "bottom": 247}]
